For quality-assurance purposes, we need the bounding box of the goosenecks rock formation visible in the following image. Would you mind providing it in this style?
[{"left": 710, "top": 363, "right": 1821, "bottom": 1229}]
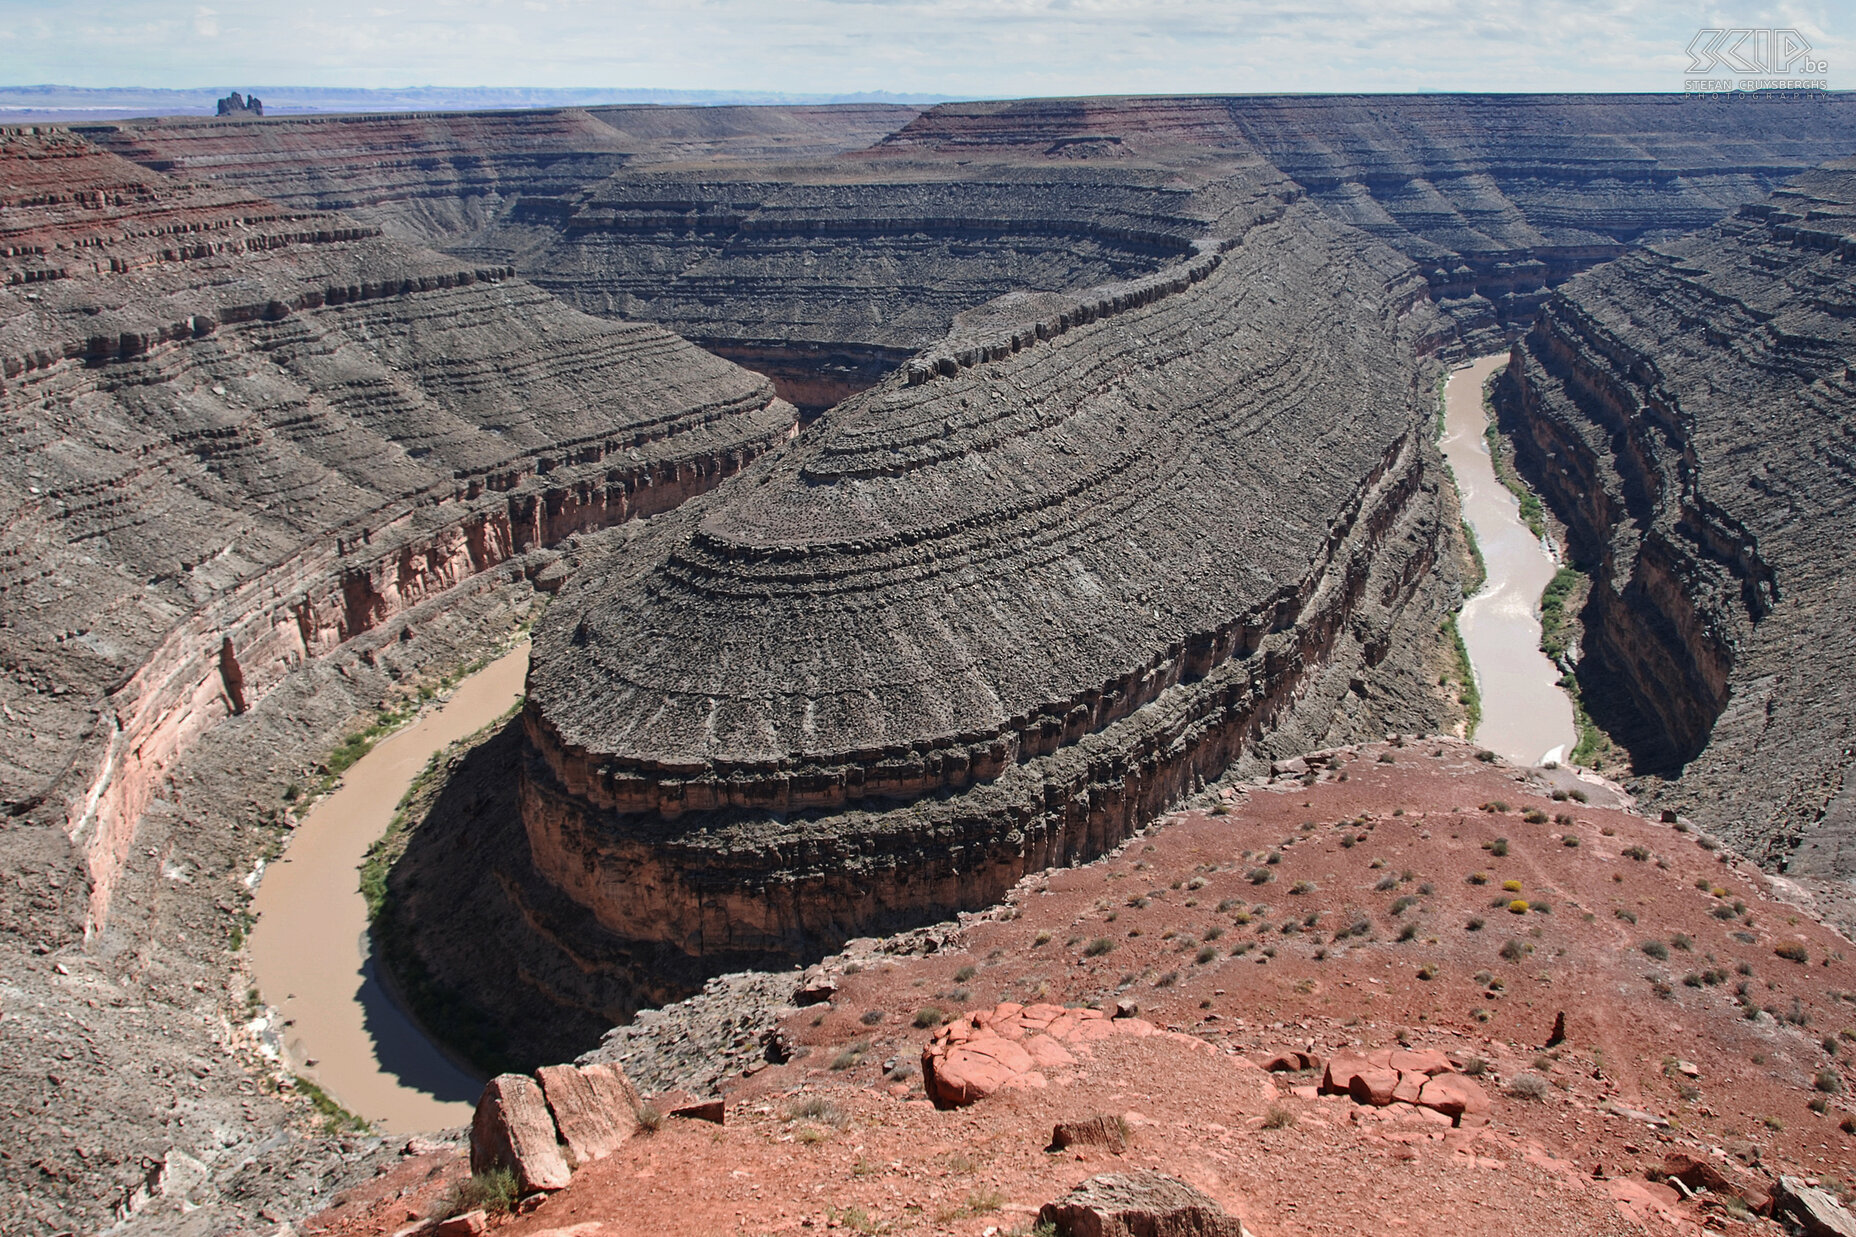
[
  {"left": 516, "top": 161, "right": 1457, "bottom": 980},
  {"left": 1495, "top": 157, "right": 1856, "bottom": 877},
  {"left": 0, "top": 127, "right": 792, "bottom": 941}
]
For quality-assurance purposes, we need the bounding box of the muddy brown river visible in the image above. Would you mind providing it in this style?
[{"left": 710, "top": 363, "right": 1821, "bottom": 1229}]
[
  {"left": 248, "top": 642, "right": 529, "bottom": 1132},
  {"left": 242, "top": 357, "right": 1575, "bottom": 1130},
  {"left": 1440, "top": 355, "right": 1578, "bottom": 766}
]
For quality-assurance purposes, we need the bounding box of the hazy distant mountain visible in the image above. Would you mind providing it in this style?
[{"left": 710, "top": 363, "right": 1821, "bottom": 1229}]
[{"left": 0, "top": 84, "right": 959, "bottom": 121}]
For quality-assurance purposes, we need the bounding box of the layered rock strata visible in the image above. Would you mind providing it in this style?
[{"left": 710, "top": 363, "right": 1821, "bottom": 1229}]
[
  {"left": 884, "top": 94, "right": 1856, "bottom": 348},
  {"left": 1494, "top": 156, "right": 1856, "bottom": 875},
  {"left": 80, "top": 104, "right": 919, "bottom": 243},
  {"left": 92, "top": 95, "right": 1856, "bottom": 406},
  {"left": 520, "top": 169, "right": 1458, "bottom": 967},
  {"left": 0, "top": 127, "right": 791, "bottom": 933}
]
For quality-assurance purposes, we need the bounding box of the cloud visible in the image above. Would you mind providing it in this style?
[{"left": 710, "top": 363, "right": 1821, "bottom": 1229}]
[{"left": 0, "top": 0, "right": 1846, "bottom": 93}]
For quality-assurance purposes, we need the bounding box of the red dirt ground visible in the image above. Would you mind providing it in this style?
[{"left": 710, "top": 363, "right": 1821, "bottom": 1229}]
[{"left": 310, "top": 738, "right": 1856, "bottom": 1237}]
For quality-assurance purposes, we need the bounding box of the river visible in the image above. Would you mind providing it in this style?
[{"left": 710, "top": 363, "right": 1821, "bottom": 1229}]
[
  {"left": 248, "top": 641, "right": 530, "bottom": 1133},
  {"left": 1439, "top": 354, "right": 1578, "bottom": 767}
]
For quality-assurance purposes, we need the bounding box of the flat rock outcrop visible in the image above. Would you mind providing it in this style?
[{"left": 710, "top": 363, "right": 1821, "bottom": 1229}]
[
  {"left": 1494, "top": 156, "right": 1856, "bottom": 876},
  {"left": 518, "top": 167, "right": 1458, "bottom": 972},
  {"left": 0, "top": 127, "right": 790, "bottom": 936},
  {"left": 921, "top": 1002, "right": 1202, "bottom": 1108}
]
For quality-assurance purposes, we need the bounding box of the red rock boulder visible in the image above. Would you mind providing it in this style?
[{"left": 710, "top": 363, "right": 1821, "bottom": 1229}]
[
  {"left": 1039, "top": 1170, "right": 1247, "bottom": 1237},
  {"left": 470, "top": 1073, "right": 571, "bottom": 1193},
  {"left": 1416, "top": 1073, "right": 1491, "bottom": 1127},
  {"left": 536, "top": 1063, "right": 639, "bottom": 1167}
]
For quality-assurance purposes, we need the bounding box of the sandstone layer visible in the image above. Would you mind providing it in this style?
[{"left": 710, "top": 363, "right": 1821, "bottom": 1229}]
[
  {"left": 519, "top": 162, "right": 1460, "bottom": 973},
  {"left": 0, "top": 126, "right": 791, "bottom": 940},
  {"left": 1494, "top": 156, "right": 1856, "bottom": 876}
]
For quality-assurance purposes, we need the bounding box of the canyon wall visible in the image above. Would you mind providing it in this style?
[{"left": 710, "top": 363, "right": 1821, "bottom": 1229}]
[
  {"left": 79, "top": 104, "right": 919, "bottom": 243},
  {"left": 514, "top": 163, "right": 1458, "bottom": 970},
  {"left": 882, "top": 94, "right": 1856, "bottom": 349},
  {"left": 0, "top": 127, "right": 793, "bottom": 935},
  {"left": 89, "top": 95, "right": 1856, "bottom": 404},
  {"left": 1494, "top": 156, "right": 1856, "bottom": 876}
]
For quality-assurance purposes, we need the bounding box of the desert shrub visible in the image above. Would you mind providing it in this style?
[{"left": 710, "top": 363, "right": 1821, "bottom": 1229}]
[
  {"left": 1083, "top": 937, "right": 1116, "bottom": 957},
  {"left": 1641, "top": 940, "right": 1669, "bottom": 961},
  {"left": 1375, "top": 875, "right": 1398, "bottom": 892},
  {"left": 785, "top": 1096, "right": 849, "bottom": 1127},
  {"left": 1508, "top": 1073, "right": 1550, "bottom": 1099},
  {"left": 1615, "top": 908, "right": 1637, "bottom": 924},
  {"left": 1499, "top": 938, "right": 1528, "bottom": 962},
  {"left": 1476, "top": 750, "right": 1497, "bottom": 762},
  {"left": 1776, "top": 941, "right": 1809, "bottom": 963},
  {"left": 1508, "top": 899, "right": 1530, "bottom": 914},
  {"left": 832, "top": 1041, "right": 872, "bottom": 1070},
  {"left": 1568, "top": 789, "right": 1588, "bottom": 803},
  {"left": 1397, "top": 922, "right": 1418, "bottom": 942},
  {"left": 1562, "top": 835, "right": 1580, "bottom": 847},
  {"left": 1290, "top": 880, "right": 1314, "bottom": 895},
  {"left": 1501, "top": 879, "right": 1523, "bottom": 893},
  {"left": 1033, "top": 929, "right": 1053, "bottom": 945},
  {"left": 1466, "top": 916, "right": 1485, "bottom": 932},
  {"left": 1468, "top": 871, "right": 1489, "bottom": 885},
  {"left": 443, "top": 1169, "right": 518, "bottom": 1219},
  {"left": 1390, "top": 896, "right": 1418, "bottom": 915},
  {"left": 1489, "top": 839, "right": 1510, "bottom": 857},
  {"left": 954, "top": 965, "right": 976, "bottom": 982},
  {"left": 912, "top": 1007, "right": 946, "bottom": 1029},
  {"left": 1524, "top": 809, "right": 1549, "bottom": 825},
  {"left": 1623, "top": 845, "right": 1650, "bottom": 861},
  {"left": 1247, "top": 868, "right": 1274, "bottom": 885},
  {"left": 1670, "top": 933, "right": 1693, "bottom": 952},
  {"left": 1195, "top": 946, "right": 1217, "bottom": 964},
  {"left": 1262, "top": 1105, "right": 1297, "bottom": 1129},
  {"left": 860, "top": 1009, "right": 885, "bottom": 1025}
]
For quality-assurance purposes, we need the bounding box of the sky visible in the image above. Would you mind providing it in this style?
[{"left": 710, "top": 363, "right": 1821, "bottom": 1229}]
[{"left": 1, "top": 0, "right": 1849, "bottom": 97}]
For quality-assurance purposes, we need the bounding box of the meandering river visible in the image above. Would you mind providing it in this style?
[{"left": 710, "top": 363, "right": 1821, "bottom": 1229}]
[
  {"left": 248, "top": 642, "right": 529, "bottom": 1133},
  {"left": 1439, "top": 354, "right": 1578, "bottom": 766},
  {"left": 245, "top": 355, "right": 1579, "bottom": 1131}
]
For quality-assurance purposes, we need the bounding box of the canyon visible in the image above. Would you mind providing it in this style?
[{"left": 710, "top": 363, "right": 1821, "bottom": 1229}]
[
  {"left": 2, "top": 94, "right": 1856, "bottom": 1237},
  {"left": 1495, "top": 156, "right": 1856, "bottom": 881},
  {"left": 81, "top": 94, "right": 1856, "bottom": 408}
]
